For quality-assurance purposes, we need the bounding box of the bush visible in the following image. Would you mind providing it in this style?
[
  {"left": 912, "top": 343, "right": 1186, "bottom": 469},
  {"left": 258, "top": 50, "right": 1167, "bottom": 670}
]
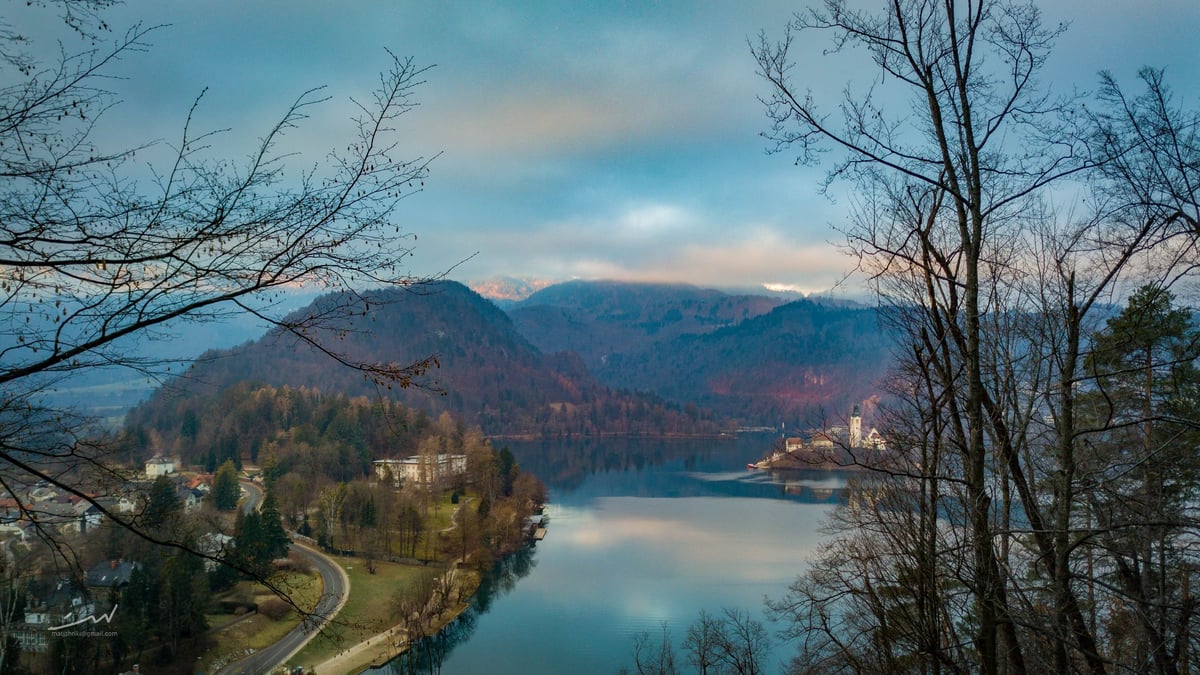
[
  {"left": 275, "top": 551, "right": 313, "bottom": 575},
  {"left": 215, "top": 600, "right": 257, "bottom": 614},
  {"left": 259, "top": 597, "right": 292, "bottom": 621}
]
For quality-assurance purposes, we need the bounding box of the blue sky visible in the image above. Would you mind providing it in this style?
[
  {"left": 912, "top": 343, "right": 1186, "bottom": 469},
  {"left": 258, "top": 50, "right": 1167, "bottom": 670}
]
[{"left": 19, "top": 1, "right": 1200, "bottom": 296}]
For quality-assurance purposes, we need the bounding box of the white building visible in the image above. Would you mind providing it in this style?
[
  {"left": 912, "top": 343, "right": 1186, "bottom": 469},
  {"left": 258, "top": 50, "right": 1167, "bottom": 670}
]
[
  {"left": 145, "top": 455, "right": 177, "bottom": 478},
  {"left": 374, "top": 454, "right": 467, "bottom": 487}
]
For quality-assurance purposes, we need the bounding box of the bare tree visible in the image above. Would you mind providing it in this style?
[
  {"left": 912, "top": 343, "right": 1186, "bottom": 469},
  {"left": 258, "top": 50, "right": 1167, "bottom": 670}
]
[
  {"left": 0, "top": 3, "right": 440, "bottom": 577},
  {"left": 629, "top": 621, "right": 679, "bottom": 675},
  {"left": 1088, "top": 68, "right": 1200, "bottom": 244},
  {"left": 683, "top": 609, "right": 722, "bottom": 675},
  {"left": 756, "top": 1, "right": 1198, "bottom": 674}
]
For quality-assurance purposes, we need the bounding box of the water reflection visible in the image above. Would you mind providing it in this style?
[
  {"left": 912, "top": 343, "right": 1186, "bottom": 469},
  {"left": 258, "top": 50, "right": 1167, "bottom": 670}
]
[
  {"left": 368, "top": 438, "right": 850, "bottom": 675},
  {"left": 362, "top": 547, "right": 538, "bottom": 675},
  {"left": 499, "top": 436, "right": 723, "bottom": 492},
  {"left": 506, "top": 436, "right": 851, "bottom": 506}
]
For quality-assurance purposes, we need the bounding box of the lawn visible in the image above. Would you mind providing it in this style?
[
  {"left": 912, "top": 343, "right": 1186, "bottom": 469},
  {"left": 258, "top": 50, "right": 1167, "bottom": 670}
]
[
  {"left": 291, "top": 556, "right": 440, "bottom": 667},
  {"left": 199, "top": 568, "right": 323, "bottom": 673}
]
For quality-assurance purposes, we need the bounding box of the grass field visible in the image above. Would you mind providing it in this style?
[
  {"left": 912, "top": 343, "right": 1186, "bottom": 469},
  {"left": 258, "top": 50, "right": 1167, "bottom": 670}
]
[
  {"left": 198, "top": 494, "right": 468, "bottom": 672},
  {"left": 291, "top": 556, "right": 441, "bottom": 667},
  {"left": 199, "top": 568, "right": 323, "bottom": 673}
]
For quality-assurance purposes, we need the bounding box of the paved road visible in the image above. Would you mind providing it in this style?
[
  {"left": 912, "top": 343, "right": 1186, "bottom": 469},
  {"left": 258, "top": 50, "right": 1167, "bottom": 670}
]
[
  {"left": 240, "top": 481, "right": 263, "bottom": 514},
  {"left": 219, "top": 542, "right": 348, "bottom": 674},
  {"left": 219, "top": 482, "right": 349, "bottom": 674}
]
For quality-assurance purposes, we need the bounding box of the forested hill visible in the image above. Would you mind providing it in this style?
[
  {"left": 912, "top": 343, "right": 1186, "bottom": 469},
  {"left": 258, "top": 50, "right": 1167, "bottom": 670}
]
[
  {"left": 507, "top": 280, "right": 785, "bottom": 372},
  {"left": 508, "top": 281, "right": 893, "bottom": 426},
  {"left": 132, "top": 280, "right": 893, "bottom": 439},
  {"left": 131, "top": 281, "right": 722, "bottom": 438},
  {"left": 594, "top": 298, "right": 893, "bottom": 425}
]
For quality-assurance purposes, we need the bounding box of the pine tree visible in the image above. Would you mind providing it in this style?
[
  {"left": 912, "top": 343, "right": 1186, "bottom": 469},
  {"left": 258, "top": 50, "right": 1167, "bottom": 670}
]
[
  {"left": 260, "top": 488, "right": 291, "bottom": 560},
  {"left": 144, "top": 475, "right": 182, "bottom": 533},
  {"left": 234, "top": 510, "right": 270, "bottom": 577},
  {"left": 211, "top": 460, "right": 241, "bottom": 511}
]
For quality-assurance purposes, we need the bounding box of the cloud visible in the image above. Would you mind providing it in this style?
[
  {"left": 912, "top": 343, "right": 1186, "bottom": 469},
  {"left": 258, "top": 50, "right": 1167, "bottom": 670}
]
[
  {"left": 420, "top": 197, "right": 854, "bottom": 292},
  {"left": 23, "top": 0, "right": 1198, "bottom": 295}
]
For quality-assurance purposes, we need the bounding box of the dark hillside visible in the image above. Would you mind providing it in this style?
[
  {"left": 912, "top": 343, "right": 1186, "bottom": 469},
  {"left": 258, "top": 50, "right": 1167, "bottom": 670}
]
[
  {"left": 596, "top": 298, "right": 893, "bottom": 425},
  {"left": 132, "top": 281, "right": 722, "bottom": 438},
  {"left": 509, "top": 280, "right": 784, "bottom": 371}
]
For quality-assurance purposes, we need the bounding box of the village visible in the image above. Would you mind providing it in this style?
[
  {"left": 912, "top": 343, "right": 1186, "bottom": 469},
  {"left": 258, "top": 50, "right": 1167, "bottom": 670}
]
[{"left": 0, "top": 436, "right": 546, "bottom": 673}]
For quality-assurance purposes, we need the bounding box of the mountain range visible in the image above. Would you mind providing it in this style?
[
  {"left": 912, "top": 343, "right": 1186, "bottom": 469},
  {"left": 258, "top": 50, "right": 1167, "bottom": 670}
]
[{"left": 128, "top": 279, "right": 895, "bottom": 438}]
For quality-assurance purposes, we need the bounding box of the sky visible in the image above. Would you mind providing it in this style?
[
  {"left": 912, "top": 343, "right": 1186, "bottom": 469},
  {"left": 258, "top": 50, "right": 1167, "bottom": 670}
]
[{"left": 16, "top": 1, "right": 1200, "bottom": 297}]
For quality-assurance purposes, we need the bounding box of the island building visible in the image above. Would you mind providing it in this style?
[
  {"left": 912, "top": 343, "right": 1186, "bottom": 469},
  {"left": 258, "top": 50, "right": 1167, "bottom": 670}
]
[{"left": 757, "top": 406, "right": 886, "bottom": 469}]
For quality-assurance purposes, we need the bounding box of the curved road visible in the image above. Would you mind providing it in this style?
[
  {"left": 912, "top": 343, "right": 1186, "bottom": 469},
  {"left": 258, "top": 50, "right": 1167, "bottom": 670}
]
[
  {"left": 240, "top": 481, "right": 263, "bottom": 514},
  {"left": 219, "top": 483, "right": 350, "bottom": 674}
]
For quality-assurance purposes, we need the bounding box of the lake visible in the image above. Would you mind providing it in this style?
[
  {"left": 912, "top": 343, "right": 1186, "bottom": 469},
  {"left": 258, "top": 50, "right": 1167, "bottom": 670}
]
[{"left": 366, "top": 436, "right": 848, "bottom": 674}]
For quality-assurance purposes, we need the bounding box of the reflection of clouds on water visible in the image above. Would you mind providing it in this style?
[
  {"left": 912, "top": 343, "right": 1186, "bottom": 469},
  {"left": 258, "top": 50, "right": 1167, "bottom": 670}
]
[
  {"left": 687, "top": 468, "right": 849, "bottom": 491},
  {"left": 523, "top": 494, "right": 832, "bottom": 646},
  {"left": 420, "top": 439, "right": 838, "bottom": 674},
  {"left": 546, "top": 497, "right": 829, "bottom": 589},
  {"left": 685, "top": 469, "right": 762, "bottom": 482}
]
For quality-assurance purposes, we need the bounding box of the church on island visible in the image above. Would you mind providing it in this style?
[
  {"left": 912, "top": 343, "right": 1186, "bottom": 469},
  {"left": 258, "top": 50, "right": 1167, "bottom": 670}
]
[{"left": 752, "top": 405, "right": 886, "bottom": 470}]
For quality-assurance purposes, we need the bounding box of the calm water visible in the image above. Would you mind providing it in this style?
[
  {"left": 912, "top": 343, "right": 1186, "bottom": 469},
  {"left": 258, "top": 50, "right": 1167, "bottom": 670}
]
[{"left": 367, "top": 437, "right": 848, "bottom": 675}]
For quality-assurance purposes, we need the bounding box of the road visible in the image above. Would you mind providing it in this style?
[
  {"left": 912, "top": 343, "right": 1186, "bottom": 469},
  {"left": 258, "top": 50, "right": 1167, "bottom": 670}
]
[
  {"left": 220, "top": 541, "right": 349, "bottom": 674},
  {"left": 218, "top": 482, "right": 350, "bottom": 674},
  {"left": 240, "top": 480, "right": 263, "bottom": 514}
]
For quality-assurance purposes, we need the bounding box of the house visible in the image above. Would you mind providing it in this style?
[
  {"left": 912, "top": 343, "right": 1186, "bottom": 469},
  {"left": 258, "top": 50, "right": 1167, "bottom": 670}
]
[
  {"left": 31, "top": 496, "right": 102, "bottom": 534},
  {"left": 99, "top": 492, "right": 139, "bottom": 515},
  {"left": 177, "top": 485, "right": 203, "bottom": 512},
  {"left": 72, "top": 499, "right": 104, "bottom": 533},
  {"left": 0, "top": 497, "right": 27, "bottom": 538},
  {"left": 188, "top": 474, "right": 212, "bottom": 494},
  {"left": 15, "top": 578, "right": 99, "bottom": 653},
  {"left": 808, "top": 431, "right": 837, "bottom": 449},
  {"left": 864, "top": 428, "right": 887, "bottom": 450},
  {"left": 0, "top": 518, "right": 33, "bottom": 542},
  {"left": 145, "top": 455, "right": 177, "bottom": 478},
  {"left": 86, "top": 559, "right": 140, "bottom": 589},
  {"left": 198, "top": 532, "right": 234, "bottom": 571},
  {"left": 374, "top": 454, "right": 468, "bottom": 487}
]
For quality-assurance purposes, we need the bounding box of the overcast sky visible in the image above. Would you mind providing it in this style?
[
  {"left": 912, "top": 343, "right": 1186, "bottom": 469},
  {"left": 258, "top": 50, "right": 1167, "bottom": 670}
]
[{"left": 20, "top": 1, "right": 1200, "bottom": 296}]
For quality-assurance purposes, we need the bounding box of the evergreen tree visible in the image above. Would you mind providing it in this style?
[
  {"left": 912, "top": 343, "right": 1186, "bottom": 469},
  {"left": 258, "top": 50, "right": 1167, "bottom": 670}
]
[
  {"left": 234, "top": 510, "right": 270, "bottom": 577},
  {"left": 259, "top": 488, "right": 291, "bottom": 560},
  {"left": 144, "top": 475, "right": 182, "bottom": 533},
  {"left": 117, "top": 564, "right": 155, "bottom": 664},
  {"left": 1080, "top": 284, "right": 1200, "bottom": 671},
  {"left": 497, "top": 447, "right": 517, "bottom": 497},
  {"left": 1, "top": 636, "right": 19, "bottom": 675},
  {"left": 211, "top": 460, "right": 241, "bottom": 511},
  {"left": 158, "top": 550, "right": 209, "bottom": 657},
  {"left": 179, "top": 409, "right": 199, "bottom": 441}
]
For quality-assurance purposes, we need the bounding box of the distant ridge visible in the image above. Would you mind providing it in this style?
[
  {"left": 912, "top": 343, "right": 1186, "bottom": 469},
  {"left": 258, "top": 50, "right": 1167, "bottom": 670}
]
[
  {"left": 129, "top": 279, "right": 895, "bottom": 440},
  {"left": 466, "top": 275, "right": 559, "bottom": 305},
  {"left": 130, "top": 281, "right": 724, "bottom": 438},
  {"left": 508, "top": 280, "right": 893, "bottom": 427},
  {"left": 508, "top": 280, "right": 786, "bottom": 371}
]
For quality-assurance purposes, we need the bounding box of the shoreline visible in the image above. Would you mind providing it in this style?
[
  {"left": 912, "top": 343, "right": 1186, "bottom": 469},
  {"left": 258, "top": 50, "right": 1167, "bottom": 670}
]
[
  {"left": 309, "top": 567, "right": 481, "bottom": 674},
  {"left": 486, "top": 431, "right": 737, "bottom": 441}
]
